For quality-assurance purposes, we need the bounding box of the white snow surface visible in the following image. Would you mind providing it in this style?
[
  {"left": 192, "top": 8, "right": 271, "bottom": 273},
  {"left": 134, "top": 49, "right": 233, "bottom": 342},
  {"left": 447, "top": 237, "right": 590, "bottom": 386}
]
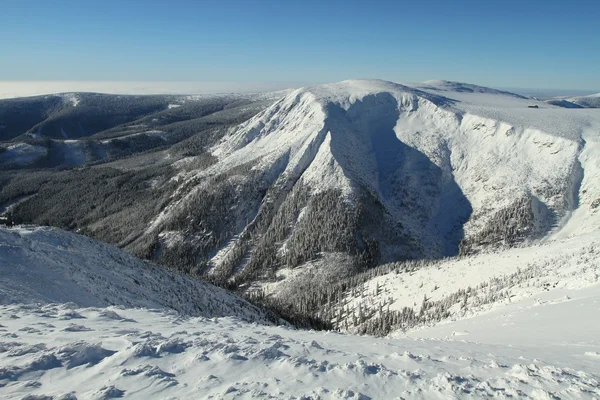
[
  {"left": 407, "top": 282, "right": 600, "bottom": 349},
  {"left": 0, "top": 226, "right": 272, "bottom": 323},
  {"left": 1, "top": 287, "right": 599, "bottom": 399}
]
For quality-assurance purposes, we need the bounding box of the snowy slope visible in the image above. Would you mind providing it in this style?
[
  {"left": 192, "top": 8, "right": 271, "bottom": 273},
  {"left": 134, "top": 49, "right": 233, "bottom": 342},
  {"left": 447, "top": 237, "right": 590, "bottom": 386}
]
[
  {"left": 1, "top": 297, "right": 599, "bottom": 399},
  {"left": 407, "top": 281, "right": 600, "bottom": 350},
  {"left": 146, "top": 79, "right": 600, "bottom": 283},
  {"left": 571, "top": 93, "right": 600, "bottom": 108},
  {"left": 547, "top": 93, "right": 600, "bottom": 109},
  {"left": 316, "top": 230, "right": 600, "bottom": 335},
  {"left": 416, "top": 80, "right": 527, "bottom": 98},
  {"left": 0, "top": 226, "right": 274, "bottom": 323}
]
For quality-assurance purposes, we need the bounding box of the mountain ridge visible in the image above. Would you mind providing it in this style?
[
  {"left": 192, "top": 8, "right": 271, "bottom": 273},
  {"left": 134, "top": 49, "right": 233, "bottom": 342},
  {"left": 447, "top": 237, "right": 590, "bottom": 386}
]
[
  {"left": 0, "top": 225, "right": 276, "bottom": 324},
  {"left": 128, "top": 79, "right": 600, "bottom": 291}
]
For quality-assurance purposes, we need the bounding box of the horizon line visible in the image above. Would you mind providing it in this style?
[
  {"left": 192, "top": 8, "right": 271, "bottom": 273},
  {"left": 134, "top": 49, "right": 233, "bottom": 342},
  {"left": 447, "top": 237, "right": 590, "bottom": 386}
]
[{"left": 0, "top": 80, "right": 597, "bottom": 100}]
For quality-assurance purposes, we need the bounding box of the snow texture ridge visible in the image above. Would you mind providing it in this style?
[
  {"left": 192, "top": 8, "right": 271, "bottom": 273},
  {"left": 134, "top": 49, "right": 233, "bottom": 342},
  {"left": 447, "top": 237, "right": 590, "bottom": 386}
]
[{"left": 1, "top": 301, "right": 599, "bottom": 399}]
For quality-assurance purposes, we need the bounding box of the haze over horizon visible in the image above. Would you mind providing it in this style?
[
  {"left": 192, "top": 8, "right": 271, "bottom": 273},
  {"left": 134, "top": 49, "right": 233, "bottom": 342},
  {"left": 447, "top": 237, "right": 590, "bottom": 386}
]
[
  {"left": 0, "top": 80, "right": 596, "bottom": 100},
  {"left": 2, "top": 0, "right": 599, "bottom": 92}
]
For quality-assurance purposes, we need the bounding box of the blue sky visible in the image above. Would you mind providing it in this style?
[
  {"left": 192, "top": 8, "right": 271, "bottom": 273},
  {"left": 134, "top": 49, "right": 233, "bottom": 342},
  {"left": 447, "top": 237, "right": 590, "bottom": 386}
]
[{"left": 1, "top": 0, "right": 599, "bottom": 91}]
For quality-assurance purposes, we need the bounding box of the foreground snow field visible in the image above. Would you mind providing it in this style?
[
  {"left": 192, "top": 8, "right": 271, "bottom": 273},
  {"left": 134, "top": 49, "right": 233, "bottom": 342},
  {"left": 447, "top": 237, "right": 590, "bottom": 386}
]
[{"left": 1, "top": 297, "right": 599, "bottom": 400}]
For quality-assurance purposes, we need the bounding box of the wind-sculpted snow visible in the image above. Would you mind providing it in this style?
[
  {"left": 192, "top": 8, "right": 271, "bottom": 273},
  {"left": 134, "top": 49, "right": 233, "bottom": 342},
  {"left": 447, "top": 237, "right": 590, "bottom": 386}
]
[
  {"left": 0, "top": 226, "right": 275, "bottom": 324},
  {"left": 0, "top": 303, "right": 598, "bottom": 399}
]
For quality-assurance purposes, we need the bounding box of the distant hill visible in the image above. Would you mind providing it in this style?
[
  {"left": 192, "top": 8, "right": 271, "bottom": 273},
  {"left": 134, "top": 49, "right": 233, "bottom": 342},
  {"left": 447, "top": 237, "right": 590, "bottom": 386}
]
[
  {"left": 547, "top": 93, "right": 600, "bottom": 108},
  {"left": 0, "top": 92, "right": 276, "bottom": 168}
]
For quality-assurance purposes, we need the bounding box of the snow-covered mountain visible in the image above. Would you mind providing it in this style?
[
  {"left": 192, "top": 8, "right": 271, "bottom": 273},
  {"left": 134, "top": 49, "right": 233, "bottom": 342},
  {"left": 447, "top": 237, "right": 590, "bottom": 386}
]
[
  {"left": 137, "top": 79, "right": 600, "bottom": 290},
  {"left": 0, "top": 226, "right": 275, "bottom": 324},
  {"left": 547, "top": 92, "right": 600, "bottom": 108},
  {"left": 415, "top": 79, "right": 527, "bottom": 98}
]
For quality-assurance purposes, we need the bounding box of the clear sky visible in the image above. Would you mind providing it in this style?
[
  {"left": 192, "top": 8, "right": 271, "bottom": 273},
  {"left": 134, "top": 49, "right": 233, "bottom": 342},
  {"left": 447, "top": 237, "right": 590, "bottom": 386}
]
[{"left": 1, "top": 0, "right": 599, "bottom": 91}]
